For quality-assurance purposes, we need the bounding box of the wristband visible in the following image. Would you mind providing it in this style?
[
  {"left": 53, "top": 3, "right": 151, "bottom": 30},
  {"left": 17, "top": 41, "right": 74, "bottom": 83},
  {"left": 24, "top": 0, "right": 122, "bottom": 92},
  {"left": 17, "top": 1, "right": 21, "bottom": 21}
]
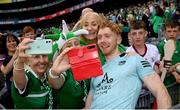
[
  {"left": 13, "top": 60, "right": 24, "bottom": 71},
  {"left": 60, "top": 74, "right": 65, "bottom": 81},
  {"left": 49, "top": 69, "right": 60, "bottom": 79}
]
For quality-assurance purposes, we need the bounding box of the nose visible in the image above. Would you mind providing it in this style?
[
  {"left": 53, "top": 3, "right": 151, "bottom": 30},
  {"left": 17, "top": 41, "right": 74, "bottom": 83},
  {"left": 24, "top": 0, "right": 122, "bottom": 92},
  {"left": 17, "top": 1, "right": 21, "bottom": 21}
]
[
  {"left": 87, "top": 25, "right": 92, "bottom": 31},
  {"left": 98, "top": 37, "right": 105, "bottom": 43},
  {"left": 39, "top": 55, "right": 44, "bottom": 62}
]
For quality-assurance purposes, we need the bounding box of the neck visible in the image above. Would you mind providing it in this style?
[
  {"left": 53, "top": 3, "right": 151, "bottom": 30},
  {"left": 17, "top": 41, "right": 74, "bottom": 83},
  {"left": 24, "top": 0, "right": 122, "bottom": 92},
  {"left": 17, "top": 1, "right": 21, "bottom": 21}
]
[
  {"left": 133, "top": 44, "right": 146, "bottom": 56},
  {"left": 105, "top": 47, "right": 121, "bottom": 61},
  {"left": 80, "top": 36, "right": 97, "bottom": 44},
  {"left": 133, "top": 44, "right": 145, "bottom": 50}
]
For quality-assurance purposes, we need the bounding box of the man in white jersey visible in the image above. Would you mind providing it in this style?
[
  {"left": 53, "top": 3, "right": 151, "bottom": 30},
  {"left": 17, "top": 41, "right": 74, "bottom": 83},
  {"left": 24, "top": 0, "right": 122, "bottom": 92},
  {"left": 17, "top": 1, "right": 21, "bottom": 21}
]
[
  {"left": 126, "top": 20, "right": 160, "bottom": 74},
  {"left": 85, "top": 20, "right": 171, "bottom": 109}
]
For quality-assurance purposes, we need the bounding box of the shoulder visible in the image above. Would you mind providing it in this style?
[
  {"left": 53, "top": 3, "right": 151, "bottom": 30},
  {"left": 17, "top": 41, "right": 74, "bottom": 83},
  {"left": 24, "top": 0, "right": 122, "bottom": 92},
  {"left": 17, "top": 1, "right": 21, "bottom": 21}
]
[
  {"left": 126, "top": 46, "right": 133, "bottom": 52},
  {"left": 126, "top": 51, "right": 138, "bottom": 57},
  {"left": 146, "top": 44, "right": 159, "bottom": 50}
]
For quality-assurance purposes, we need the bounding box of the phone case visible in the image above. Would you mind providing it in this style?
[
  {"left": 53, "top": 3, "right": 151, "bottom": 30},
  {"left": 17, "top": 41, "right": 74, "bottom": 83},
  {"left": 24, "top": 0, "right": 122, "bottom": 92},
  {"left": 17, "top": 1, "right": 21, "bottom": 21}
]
[
  {"left": 68, "top": 44, "right": 103, "bottom": 81},
  {"left": 25, "top": 39, "right": 52, "bottom": 55}
]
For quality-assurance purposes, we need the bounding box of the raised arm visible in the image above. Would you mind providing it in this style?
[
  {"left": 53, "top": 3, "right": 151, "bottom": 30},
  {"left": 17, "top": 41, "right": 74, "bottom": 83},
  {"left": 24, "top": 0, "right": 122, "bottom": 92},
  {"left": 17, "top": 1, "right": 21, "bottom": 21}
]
[
  {"left": 1, "top": 50, "right": 18, "bottom": 75},
  {"left": 48, "top": 47, "right": 72, "bottom": 89},
  {"left": 143, "top": 73, "right": 172, "bottom": 109},
  {"left": 13, "top": 38, "right": 33, "bottom": 90}
]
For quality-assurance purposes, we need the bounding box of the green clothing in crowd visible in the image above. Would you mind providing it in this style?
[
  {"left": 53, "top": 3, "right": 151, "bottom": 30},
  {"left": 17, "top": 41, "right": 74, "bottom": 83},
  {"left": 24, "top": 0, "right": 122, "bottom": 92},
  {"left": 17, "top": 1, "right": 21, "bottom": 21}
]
[
  {"left": 157, "top": 39, "right": 166, "bottom": 60},
  {"left": 152, "top": 16, "right": 165, "bottom": 34},
  {"left": 157, "top": 40, "right": 180, "bottom": 86},
  {"left": 12, "top": 69, "right": 52, "bottom": 109},
  {"left": 53, "top": 70, "right": 90, "bottom": 109}
]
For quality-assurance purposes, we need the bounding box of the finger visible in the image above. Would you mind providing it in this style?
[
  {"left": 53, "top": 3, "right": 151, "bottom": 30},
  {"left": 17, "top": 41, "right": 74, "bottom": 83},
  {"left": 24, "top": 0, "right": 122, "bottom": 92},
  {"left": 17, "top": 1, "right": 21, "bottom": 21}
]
[
  {"left": 20, "top": 38, "right": 34, "bottom": 46},
  {"left": 59, "top": 64, "right": 71, "bottom": 72},
  {"left": 57, "top": 47, "right": 74, "bottom": 61}
]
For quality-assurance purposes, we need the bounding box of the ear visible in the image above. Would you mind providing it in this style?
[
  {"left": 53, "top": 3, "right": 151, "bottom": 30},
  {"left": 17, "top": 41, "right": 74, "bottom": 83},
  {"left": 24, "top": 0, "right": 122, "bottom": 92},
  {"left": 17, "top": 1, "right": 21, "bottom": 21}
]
[
  {"left": 144, "top": 30, "right": 148, "bottom": 38},
  {"left": 117, "top": 35, "right": 122, "bottom": 45}
]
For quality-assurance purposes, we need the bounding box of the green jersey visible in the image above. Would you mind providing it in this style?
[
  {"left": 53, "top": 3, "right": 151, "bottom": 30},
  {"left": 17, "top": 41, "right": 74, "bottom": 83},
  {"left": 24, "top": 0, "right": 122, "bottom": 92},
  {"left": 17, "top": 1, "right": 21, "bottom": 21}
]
[
  {"left": 12, "top": 69, "right": 53, "bottom": 109},
  {"left": 53, "top": 69, "right": 90, "bottom": 109},
  {"left": 157, "top": 40, "right": 180, "bottom": 86},
  {"left": 172, "top": 40, "right": 180, "bottom": 65}
]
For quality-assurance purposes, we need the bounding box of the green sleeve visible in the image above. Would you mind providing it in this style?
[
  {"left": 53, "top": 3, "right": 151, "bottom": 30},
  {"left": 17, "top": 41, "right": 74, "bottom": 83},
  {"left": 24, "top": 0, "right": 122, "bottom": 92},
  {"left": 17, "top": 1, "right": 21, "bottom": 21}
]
[
  {"left": 157, "top": 41, "right": 165, "bottom": 60},
  {"left": 118, "top": 44, "right": 126, "bottom": 52}
]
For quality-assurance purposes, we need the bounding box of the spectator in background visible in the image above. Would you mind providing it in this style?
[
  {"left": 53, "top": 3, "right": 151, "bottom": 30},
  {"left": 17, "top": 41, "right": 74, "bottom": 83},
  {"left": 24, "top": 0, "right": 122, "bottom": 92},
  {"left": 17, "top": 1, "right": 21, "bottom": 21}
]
[
  {"left": 85, "top": 20, "right": 171, "bottom": 109},
  {"left": 142, "top": 7, "right": 151, "bottom": 37},
  {"left": 0, "top": 33, "right": 19, "bottom": 109},
  {"left": 21, "top": 26, "right": 36, "bottom": 41},
  {"left": 172, "top": 6, "right": 180, "bottom": 21},
  {"left": 157, "top": 20, "right": 180, "bottom": 85},
  {"left": 162, "top": 1, "right": 172, "bottom": 22},
  {"left": 151, "top": 5, "right": 165, "bottom": 38},
  {"left": 126, "top": 20, "right": 161, "bottom": 74}
]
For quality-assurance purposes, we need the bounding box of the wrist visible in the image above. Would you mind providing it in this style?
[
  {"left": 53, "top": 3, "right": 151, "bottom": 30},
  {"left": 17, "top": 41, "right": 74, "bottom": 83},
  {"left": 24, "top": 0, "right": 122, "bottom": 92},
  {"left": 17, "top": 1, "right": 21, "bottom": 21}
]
[
  {"left": 49, "top": 68, "right": 60, "bottom": 79},
  {"left": 16, "top": 58, "right": 24, "bottom": 64},
  {"left": 13, "top": 59, "right": 24, "bottom": 71}
]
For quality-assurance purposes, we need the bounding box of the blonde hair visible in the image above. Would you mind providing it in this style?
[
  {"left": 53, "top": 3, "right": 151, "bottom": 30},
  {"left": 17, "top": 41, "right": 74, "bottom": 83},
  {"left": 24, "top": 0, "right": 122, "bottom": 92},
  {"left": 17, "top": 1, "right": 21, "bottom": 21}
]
[
  {"left": 80, "top": 12, "right": 102, "bottom": 27},
  {"left": 80, "top": 12, "right": 104, "bottom": 43}
]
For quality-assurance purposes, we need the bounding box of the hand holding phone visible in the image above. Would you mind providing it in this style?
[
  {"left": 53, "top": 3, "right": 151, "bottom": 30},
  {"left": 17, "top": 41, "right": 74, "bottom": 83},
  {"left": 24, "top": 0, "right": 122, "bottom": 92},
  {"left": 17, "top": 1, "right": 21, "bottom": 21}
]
[
  {"left": 67, "top": 44, "right": 103, "bottom": 81},
  {"left": 25, "top": 37, "right": 52, "bottom": 55}
]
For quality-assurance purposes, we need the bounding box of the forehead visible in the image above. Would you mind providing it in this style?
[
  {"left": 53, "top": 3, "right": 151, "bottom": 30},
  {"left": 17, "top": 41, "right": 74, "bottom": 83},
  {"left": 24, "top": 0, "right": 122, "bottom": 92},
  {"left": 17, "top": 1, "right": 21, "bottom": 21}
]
[
  {"left": 166, "top": 26, "right": 179, "bottom": 30},
  {"left": 66, "top": 38, "right": 79, "bottom": 43},
  {"left": 82, "top": 14, "right": 99, "bottom": 23},
  {"left": 98, "top": 27, "right": 113, "bottom": 35},
  {"left": 25, "top": 31, "right": 35, "bottom": 34},
  {"left": 7, "top": 36, "right": 15, "bottom": 41},
  {"left": 130, "top": 28, "right": 145, "bottom": 33},
  {"left": 31, "top": 55, "right": 48, "bottom": 58}
]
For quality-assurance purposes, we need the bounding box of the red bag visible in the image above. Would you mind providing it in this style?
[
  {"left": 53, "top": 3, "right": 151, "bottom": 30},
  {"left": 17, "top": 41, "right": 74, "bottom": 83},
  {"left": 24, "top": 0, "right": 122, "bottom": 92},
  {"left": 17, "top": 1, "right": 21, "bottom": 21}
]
[{"left": 68, "top": 44, "right": 103, "bottom": 81}]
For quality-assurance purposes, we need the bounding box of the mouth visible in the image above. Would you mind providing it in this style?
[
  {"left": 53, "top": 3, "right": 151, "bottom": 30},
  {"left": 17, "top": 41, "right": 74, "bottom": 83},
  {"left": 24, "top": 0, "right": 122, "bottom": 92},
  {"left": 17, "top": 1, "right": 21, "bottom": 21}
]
[
  {"left": 99, "top": 43, "right": 109, "bottom": 50},
  {"left": 37, "top": 64, "right": 47, "bottom": 69}
]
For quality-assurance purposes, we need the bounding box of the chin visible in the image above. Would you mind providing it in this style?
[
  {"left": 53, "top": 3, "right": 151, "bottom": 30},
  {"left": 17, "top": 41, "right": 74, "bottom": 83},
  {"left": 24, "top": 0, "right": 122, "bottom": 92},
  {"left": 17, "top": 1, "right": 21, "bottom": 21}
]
[
  {"left": 36, "top": 69, "right": 46, "bottom": 74},
  {"left": 85, "top": 35, "right": 96, "bottom": 40},
  {"left": 101, "top": 50, "right": 110, "bottom": 55}
]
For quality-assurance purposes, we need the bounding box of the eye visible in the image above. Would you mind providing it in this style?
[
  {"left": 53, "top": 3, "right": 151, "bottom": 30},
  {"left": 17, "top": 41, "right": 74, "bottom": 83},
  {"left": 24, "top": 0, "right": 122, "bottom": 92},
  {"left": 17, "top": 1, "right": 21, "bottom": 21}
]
[
  {"left": 66, "top": 43, "right": 72, "bottom": 48},
  {"left": 92, "top": 23, "right": 97, "bottom": 27},
  {"left": 139, "top": 32, "right": 144, "bottom": 35},
  {"left": 97, "top": 35, "right": 102, "bottom": 40},
  {"left": 74, "top": 41, "right": 80, "bottom": 46},
  {"left": 131, "top": 32, "right": 137, "bottom": 36}
]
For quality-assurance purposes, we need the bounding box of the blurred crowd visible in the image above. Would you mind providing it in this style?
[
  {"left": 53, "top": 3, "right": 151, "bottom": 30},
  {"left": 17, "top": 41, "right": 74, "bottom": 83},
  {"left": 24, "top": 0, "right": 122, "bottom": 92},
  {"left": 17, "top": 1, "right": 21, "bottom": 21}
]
[{"left": 0, "top": 0, "right": 179, "bottom": 109}]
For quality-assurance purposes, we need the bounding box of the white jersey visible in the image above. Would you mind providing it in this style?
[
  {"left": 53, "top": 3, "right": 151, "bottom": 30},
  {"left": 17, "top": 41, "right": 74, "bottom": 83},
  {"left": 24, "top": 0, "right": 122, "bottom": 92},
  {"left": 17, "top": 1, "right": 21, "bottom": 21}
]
[{"left": 126, "top": 44, "right": 160, "bottom": 68}]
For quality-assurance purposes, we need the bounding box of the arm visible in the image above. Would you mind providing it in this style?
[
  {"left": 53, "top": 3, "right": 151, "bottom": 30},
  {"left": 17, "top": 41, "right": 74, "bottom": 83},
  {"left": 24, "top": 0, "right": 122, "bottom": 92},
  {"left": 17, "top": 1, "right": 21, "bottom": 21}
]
[
  {"left": 143, "top": 73, "right": 172, "bottom": 109},
  {"left": 48, "top": 47, "right": 72, "bottom": 89},
  {"left": 48, "top": 69, "right": 65, "bottom": 89},
  {"left": 84, "top": 91, "right": 93, "bottom": 109},
  {"left": 13, "top": 59, "right": 27, "bottom": 90},
  {"left": 171, "top": 71, "right": 180, "bottom": 83},
  {"left": 13, "top": 38, "right": 33, "bottom": 90},
  {"left": 1, "top": 51, "right": 18, "bottom": 75}
]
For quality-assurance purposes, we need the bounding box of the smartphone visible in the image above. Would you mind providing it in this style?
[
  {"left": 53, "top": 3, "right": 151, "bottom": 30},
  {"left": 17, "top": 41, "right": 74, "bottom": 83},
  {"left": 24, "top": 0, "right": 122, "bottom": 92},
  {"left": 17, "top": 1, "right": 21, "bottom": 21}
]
[
  {"left": 25, "top": 39, "right": 52, "bottom": 55},
  {"left": 68, "top": 44, "right": 103, "bottom": 81}
]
